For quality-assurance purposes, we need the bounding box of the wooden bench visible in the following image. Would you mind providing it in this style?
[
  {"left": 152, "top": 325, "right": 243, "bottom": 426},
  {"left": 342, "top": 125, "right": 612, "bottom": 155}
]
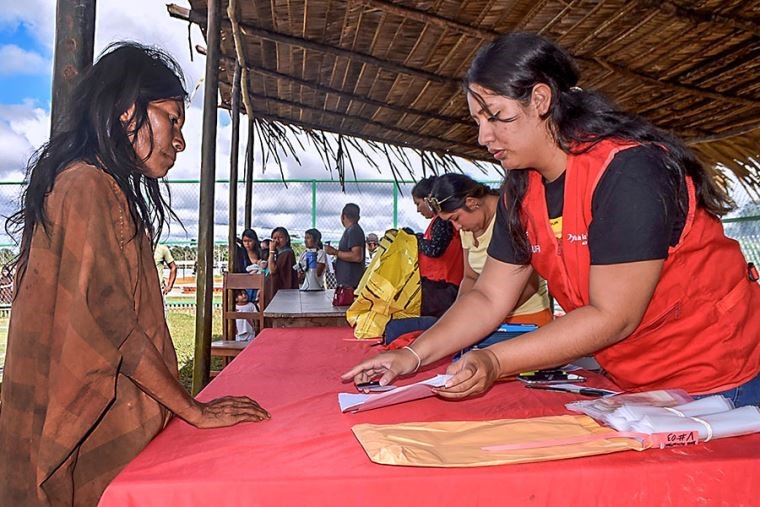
[{"left": 209, "top": 340, "right": 248, "bottom": 377}]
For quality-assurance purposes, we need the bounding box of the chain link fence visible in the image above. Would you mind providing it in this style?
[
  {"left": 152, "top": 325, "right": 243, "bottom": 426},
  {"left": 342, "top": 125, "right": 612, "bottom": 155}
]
[{"left": 1, "top": 177, "right": 759, "bottom": 284}]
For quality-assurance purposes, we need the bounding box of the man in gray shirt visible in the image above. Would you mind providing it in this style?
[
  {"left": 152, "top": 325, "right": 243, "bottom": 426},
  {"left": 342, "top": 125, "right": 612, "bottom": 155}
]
[{"left": 325, "top": 203, "right": 366, "bottom": 288}]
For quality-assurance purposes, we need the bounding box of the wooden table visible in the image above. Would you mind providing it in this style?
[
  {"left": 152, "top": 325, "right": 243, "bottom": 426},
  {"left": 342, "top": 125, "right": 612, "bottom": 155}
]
[{"left": 264, "top": 288, "right": 350, "bottom": 328}]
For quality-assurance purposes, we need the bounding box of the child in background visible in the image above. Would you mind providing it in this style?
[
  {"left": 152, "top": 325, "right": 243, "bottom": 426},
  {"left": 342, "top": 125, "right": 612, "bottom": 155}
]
[
  {"left": 235, "top": 290, "right": 257, "bottom": 341},
  {"left": 260, "top": 239, "right": 271, "bottom": 262},
  {"left": 297, "top": 228, "right": 327, "bottom": 291}
]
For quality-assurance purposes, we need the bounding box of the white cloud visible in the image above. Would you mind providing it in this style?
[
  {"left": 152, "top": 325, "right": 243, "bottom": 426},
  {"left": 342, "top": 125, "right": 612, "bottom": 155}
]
[
  {"left": 0, "top": 0, "right": 56, "bottom": 50},
  {"left": 0, "top": 100, "right": 49, "bottom": 180},
  {"left": 0, "top": 44, "right": 50, "bottom": 75},
  {"left": 94, "top": 0, "right": 205, "bottom": 91}
]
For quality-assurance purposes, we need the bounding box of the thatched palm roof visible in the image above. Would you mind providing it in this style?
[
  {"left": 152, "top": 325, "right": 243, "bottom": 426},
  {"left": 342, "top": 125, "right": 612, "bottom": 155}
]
[{"left": 168, "top": 0, "right": 760, "bottom": 197}]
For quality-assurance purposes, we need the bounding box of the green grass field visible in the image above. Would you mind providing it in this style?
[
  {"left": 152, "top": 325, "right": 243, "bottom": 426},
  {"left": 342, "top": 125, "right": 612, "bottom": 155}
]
[{"left": 0, "top": 309, "right": 223, "bottom": 393}]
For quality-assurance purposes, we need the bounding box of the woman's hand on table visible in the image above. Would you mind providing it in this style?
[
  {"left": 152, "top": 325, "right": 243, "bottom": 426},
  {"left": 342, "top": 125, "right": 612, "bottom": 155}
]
[
  {"left": 187, "top": 396, "right": 271, "bottom": 428},
  {"left": 435, "top": 348, "right": 501, "bottom": 399},
  {"left": 341, "top": 349, "right": 419, "bottom": 386}
]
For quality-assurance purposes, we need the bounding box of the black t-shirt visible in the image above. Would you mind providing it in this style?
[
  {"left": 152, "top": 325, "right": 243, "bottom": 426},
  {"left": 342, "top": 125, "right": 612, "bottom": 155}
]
[
  {"left": 336, "top": 222, "right": 366, "bottom": 288},
  {"left": 488, "top": 146, "right": 686, "bottom": 265}
]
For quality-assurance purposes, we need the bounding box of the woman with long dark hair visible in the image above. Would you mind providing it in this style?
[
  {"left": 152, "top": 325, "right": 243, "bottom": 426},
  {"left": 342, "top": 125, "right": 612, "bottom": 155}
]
[
  {"left": 427, "top": 173, "right": 550, "bottom": 323},
  {"left": 412, "top": 176, "right": 463, "bottom": 318},
  {"left": 238, "top": 228, "right": 263, "bottom": 272},
  {"left": 0, "top": 42, "right": 269, "bottom": 505},
  {"left": 344, "top": 33, "right": 760, "bottom": 406},
  {"left": 386, "top": 174, "right": 551, "bottom": 344},
  {"left": 268, "top": 226, "right": 298, "bottom": 296}
]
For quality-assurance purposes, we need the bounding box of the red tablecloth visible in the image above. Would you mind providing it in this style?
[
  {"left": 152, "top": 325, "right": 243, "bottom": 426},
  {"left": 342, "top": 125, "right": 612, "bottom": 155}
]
[{"left": 100, "top": 327, "right": 759, "bottom": 506}]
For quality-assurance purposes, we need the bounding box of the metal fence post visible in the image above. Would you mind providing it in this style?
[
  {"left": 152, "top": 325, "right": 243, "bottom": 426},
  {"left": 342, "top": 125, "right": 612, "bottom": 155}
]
[
  {"left": 392, "top": 183, "right": 399, "bottom": 229},
  {"left": 311, "top": 180, "right": 317, "bottom": 228}
]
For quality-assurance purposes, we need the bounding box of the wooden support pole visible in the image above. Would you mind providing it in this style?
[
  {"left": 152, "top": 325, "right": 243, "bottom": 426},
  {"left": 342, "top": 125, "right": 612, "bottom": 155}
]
[
  {"left": 244, "top": 118, "right": 254, "bottom": 230},
  {"left": 192, "top": 0, "right": 221, "bottom": 395},
  {"left": 50, "top": 0, "right": 96, "bottom": 135},
  {"left": 225, "top": 62, "right": 242, "bottom": 341}
]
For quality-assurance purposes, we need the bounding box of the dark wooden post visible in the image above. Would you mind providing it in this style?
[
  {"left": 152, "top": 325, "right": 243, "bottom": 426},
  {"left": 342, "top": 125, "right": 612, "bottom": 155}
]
[
  {"left": 226, "top": 62, "right": 242, "bottom": 340},
  {"left": 244, "top": 118, "right": 254, "bottom": 229},
  {"left": 50, "top": 0, "right": 96, "bottom": 135},
  {"left": 192, "top": 0, "right": 222, "bottom": 395}
]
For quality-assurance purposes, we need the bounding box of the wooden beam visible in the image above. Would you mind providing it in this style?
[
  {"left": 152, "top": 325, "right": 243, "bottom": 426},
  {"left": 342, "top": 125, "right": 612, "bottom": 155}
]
[
  {"left": 192, "top": 0, "right": 221, "bottom": 396},
  {"left": 219, "top": 82, "right": 480, "bottom": 151},
  {"left": 687, "top": 123, "right": 760, "bottom": 145},
  {"left": 244, "top": 117, "right": 254, "bottom": 230},
  {"left": 575, "top": 56, "right": 758, "bottom": 107},
  {"left": 639, "top": 0, "right": 760, "bottom": 38},
  {"left": 195, "top": 46, "right": 468, "bottom": 125},
  {"left": 357, "top": 0, "right": 496, "bottom": 39},
  {"left": 537, "top": 0, "right": 584, "bottom": 35},
  {"left": 168, "top": 4, "right": 453, "bottom": 85},
  {"left": 248, "top": 62, "right": 468, "bottom": 125},
  {"left": 225, "top": 62, "right": 241, "bottom": 341},
  {"left": 50, "top": 0, "right": 96, "bottom": 135}
]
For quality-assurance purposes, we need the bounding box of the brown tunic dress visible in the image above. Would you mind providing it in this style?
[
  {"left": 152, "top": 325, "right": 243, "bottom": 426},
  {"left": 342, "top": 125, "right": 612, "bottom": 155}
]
[{"left": 0, "top": 163, "right": 179, "bottom": 505}]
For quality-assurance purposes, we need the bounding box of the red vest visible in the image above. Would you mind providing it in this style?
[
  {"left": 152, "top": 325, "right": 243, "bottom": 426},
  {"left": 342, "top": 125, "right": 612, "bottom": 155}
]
[
  {"left": 418, "top": 218, "right": 464, "bottom": 286},
  {"left": 522, "top": 139, "right": 760, "bottom": 393}
]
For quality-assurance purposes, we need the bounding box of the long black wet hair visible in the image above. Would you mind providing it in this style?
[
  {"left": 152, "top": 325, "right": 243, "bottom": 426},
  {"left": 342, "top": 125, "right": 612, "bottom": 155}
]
[
  {"left": 429, "top": 173, "right": 498, "bottom": 214},
  {"left": 6, "top": 41, "right": 188, "bottom": 278},
  {"left": 465, "top": 32, "right": 732, "bottom": 263}
]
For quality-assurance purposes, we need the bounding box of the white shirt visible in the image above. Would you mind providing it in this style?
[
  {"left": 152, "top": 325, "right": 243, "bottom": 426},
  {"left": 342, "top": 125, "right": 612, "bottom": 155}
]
[
  {"left": 235, "top": 302, "right": 257, "bottom": 341},
  {"left": 297, "top": 248, "right": 327, "bottom": 291}
]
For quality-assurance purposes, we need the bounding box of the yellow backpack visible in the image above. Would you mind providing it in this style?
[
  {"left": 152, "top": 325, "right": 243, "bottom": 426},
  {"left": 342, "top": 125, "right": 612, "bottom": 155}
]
[{"left": 346, "top": 229, "right": 421, "bottom": 339}]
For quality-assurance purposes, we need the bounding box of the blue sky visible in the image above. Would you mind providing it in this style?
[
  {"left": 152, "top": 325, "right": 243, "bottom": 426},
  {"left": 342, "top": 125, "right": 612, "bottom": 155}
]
[{"left": 0, "top": 21, "right": 51, "bottom": 105}]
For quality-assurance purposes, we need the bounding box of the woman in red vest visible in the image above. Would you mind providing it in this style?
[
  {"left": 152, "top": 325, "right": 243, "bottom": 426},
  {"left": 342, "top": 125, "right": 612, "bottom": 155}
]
[
  {"left": 343, "top": 33, "right": 760, "bottom": 407},
  {"left": 384, "top": 177, "right": 463, "bottom": 342},
  {"left": 415, "top": 176, "right": 464, "bottom": 317}
]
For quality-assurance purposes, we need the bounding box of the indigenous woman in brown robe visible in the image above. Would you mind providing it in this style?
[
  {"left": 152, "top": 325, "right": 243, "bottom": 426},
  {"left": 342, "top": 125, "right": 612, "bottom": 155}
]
[{"left": 0, "top": 42, "right": 270, "bottom": 506}]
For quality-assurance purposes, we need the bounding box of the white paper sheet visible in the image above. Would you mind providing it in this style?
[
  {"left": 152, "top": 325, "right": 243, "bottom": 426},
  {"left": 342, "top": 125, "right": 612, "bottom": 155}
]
[{"left": 339, "top": 374, "right": 451, "bottom": 413}]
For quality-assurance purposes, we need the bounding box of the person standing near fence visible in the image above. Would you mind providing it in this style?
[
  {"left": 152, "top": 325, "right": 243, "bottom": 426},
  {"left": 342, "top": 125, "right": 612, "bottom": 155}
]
[
  {"left": 0, "top": 42, "right": 270, "bottom": 506},
  {"left": 268, "top": 226, "right": 298, "bottom": 298},
  {"left": 365, "top": 233, "right": 380, "bottom": 264},
  {"left": 154, "top": 243, "right": 177, "bottom": 295},
  {"left": 325, "top": 203, "right": 366, "bottom": 289}
]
